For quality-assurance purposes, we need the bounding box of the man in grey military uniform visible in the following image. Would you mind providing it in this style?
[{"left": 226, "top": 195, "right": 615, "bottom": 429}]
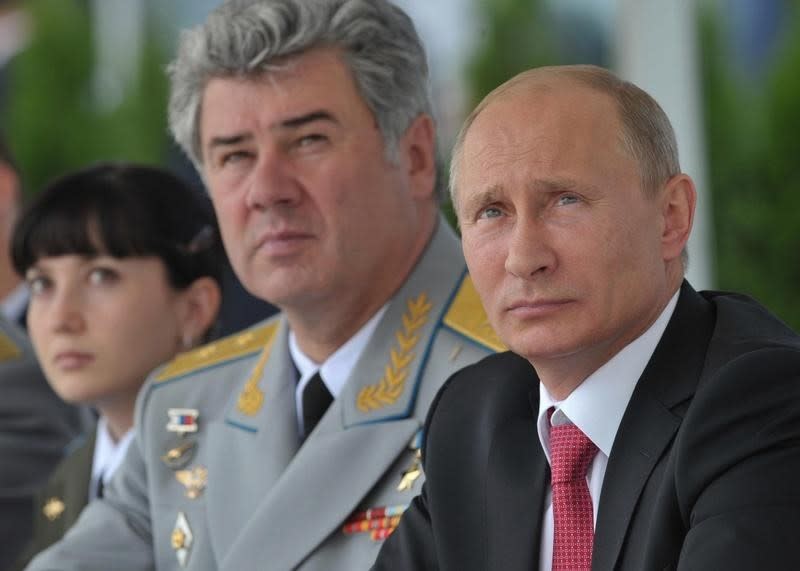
[
  {"left": 0, "top": 315, "right": 84, "bottom": 569},
  {"left": 25, "top": 1, "right": 500, "bottom": 569}
]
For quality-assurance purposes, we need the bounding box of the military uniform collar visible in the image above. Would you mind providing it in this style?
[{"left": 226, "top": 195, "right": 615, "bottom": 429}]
[
  {"left": 289, "top": 304, "right": 389, "bottom": 397},
  {"left": 340, "top": 217, "right": 465, "bottom": 426}
]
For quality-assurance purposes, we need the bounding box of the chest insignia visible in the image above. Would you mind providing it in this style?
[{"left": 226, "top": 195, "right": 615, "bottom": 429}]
[
  {"left": 171, "top": 511, "right": 193, "bottom": 567},
  {"left": 397, "top": 430, "right": 424, "bottom": 492},
  {"left": 175, "top": 466, "right": 208, "bottom": 499},
  {"left": 166, "top": 409, "right": 199, "bottom": 434},
  {"left": 342, "top": 504, "right": 408, "bottom": 541}
]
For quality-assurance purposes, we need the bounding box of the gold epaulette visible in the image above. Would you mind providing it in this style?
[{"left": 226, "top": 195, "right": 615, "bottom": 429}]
[
  {"left": 443, "top": 275, "right": 506, "bottom": 352},
  {"left": 0, "top": 332, "right": 21, "bottom": 362},
  {"left": 155, "top": 321, "right": 279, "bottom": 382}
]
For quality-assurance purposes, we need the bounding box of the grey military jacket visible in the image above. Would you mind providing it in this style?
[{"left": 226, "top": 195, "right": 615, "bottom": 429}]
[{"left": 26, "top": 219, "right": 502, "bottom": 571}]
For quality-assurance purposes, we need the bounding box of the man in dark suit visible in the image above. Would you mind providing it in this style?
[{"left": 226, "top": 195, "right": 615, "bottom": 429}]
[
  {"left": 0, "top": 315, "right": 85, "bottom": 570},
  {"left": 374, "top": 65, "right": 800, "bottom": 570}
]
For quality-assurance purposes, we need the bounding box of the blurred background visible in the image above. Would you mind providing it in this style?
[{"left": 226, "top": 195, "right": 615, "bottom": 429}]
[{"left": 0, "top": 0, "right": 797, "bottom": 329}]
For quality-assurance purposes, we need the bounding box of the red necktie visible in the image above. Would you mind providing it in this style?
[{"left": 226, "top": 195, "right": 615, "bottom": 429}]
[{"left": 549, "top": 417, "right": 598, "bottom": 571}]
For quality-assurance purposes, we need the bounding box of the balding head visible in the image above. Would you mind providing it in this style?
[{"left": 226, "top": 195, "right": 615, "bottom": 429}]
[
  {"left": 452, "top": 64, "right": 696, "bottom": 394},
  {"left": 450, "top": 65, "right": 680, "bottom": 211}
]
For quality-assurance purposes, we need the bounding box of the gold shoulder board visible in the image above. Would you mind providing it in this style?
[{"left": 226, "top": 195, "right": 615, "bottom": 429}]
[
  {"left": 443, "top": 275, "right": 506, "bottom": 352},
  {"left": 0, "top": 333, "right": 21, "bottom": 362},
  {"left": 156, "top": 321, "right": 279, "bottom": 382}
]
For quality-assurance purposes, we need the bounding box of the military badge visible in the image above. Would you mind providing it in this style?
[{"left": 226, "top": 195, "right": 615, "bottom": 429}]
[
  {"left": 175, "top": 465, "right": 208, "bottom": 499},
  {"left": 166, "top": 408, "right": 199, "bottom": 434},
  {"left": 343, "top": 505, "right": 407, "bottom": 541},
  {"left": 397, "top": 430, "right": 424, "bottom": 492},
  {"left": 161, "top": 438, "right": 197, "bottom": 470},
  {"left": 172, "top": 511, "right": 193, "bottom": 567}
]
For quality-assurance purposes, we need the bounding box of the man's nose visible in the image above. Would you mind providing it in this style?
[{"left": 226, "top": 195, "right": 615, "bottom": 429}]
[
  {"left": 504, "top": 217, "right": 557, "bottom": 279},
  {"left": 244, "top": 148, "right": 303, "bottom": 211}
]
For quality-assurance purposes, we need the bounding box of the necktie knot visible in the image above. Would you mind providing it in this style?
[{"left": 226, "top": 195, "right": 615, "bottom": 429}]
[{"left": 549, "top": 423, "right": 598, "bottom": 484}]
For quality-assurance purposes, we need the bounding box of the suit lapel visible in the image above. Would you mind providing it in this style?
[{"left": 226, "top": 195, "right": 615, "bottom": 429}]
[
  {"left": 591, "top": 391, "right": 680, "bottom": 571},
  {"left": 222, "top": 415, "right": 418, "bottom": 570},
  {"left": 592, "top": 283, "right": 715, "bottom": 570},
  {"left": 487, "top": 389, "right": 548, "bottom": 571},
  {"left": 206, "top": 319, "right": 302, "bottom": 559}
]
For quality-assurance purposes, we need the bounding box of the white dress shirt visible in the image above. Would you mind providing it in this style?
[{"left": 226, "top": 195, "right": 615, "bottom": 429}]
[
  {"left": 288, "top": 304, "right": 388, "bottom": 436},
  {"left": 536, "top": 291, "right": 679, "bottom": 570},
  {"left": 90, "top": 417, "right": 134, "bottom": 500}
]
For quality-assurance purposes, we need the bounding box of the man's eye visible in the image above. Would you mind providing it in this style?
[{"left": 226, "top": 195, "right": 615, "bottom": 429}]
[
  {"left": 220, "top": 151, "right": 251, "bottom": 166},
  {"left": 296, "top": 134, "right": 327, "bottom": 148},
  {"left": 556, "top": 194, "right": 581, "bottom": 206},
  {"left": 478, "top": 206, "right": 503, "bottom": 220}
]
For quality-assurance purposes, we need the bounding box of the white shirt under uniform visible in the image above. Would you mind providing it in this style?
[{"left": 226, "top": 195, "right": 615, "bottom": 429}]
[
  {"left": 90, "top": 417, "right": 135, "bottom": 500},
  {"left": 288, "top": 305, "right": 388, "bottom": 437}
]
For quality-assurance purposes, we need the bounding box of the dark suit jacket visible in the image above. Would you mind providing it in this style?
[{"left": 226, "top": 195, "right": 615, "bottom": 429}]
[
  {"left": 374, "top": 283, "right": 800, "bottom": 570},
  {"left": 13, "top": 430, "right": 95, "bottom": 571},
  {"left": 0, "top": 316, "right": 84, "bottom": 571}
]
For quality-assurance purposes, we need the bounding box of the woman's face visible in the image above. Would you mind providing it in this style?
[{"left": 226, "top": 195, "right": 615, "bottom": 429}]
[{"left": 26, "top": 253, "right": 190, "bottom": 409}]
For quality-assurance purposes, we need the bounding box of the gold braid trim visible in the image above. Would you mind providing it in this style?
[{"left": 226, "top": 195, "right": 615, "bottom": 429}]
[
  {"left": 357, "top": 293, "right": 432, "bottom": 412},
  {"left": 156, "top": 322, "right": 278, "bottom": 382},
  {"left": 236, "top": 330, "right": 279, "bottom": 416},
  {"left": 236, "top": 347, "right": 270, "bottom": 416}
]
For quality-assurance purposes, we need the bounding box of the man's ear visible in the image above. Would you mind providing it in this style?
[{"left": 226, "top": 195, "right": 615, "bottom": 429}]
[
  {"left": 398, "top": 113, "right": 437, "bottom": 200},
  {"left": 178, "top": 276, "right": 222, "bottom": 348},
  {"left": 660, "top": 173, "right": 696, "bottom": 262}
]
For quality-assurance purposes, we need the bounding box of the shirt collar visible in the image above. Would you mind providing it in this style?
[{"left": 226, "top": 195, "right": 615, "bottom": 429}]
[
  {"left": 537, "top": 290, "right": 680, "bottom": 462},
  {"left": 288, "top": 304, "right": 388, "bottom": 397},
  {"left": 91, "top": 416, "right": 135, "bottom": 484}
]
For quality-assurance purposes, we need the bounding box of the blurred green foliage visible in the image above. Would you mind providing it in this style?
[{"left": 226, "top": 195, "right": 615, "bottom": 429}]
[
  {"left": 2, "top": 0, "right": 169, "bottom": 198},
  {"left": 466, "top": 0, "right": 554, "bottom": 108},
  {"left": 700, "top": 2, "right": 800, "bottom": 329}
]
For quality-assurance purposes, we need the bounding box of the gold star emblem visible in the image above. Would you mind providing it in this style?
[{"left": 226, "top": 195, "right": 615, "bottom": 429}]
[{"left": 397, "top": 448, "right": 423, "bottom": 492}]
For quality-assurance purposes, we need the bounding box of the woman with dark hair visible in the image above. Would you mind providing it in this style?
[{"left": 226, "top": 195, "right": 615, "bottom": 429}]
[{"left": 11, "top": 162, "right": 223, "bottom": 565}]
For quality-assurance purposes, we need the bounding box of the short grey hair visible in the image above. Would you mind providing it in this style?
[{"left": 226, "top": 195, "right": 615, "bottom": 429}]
[
  {"left": 449, "top": 65, "right": 681, "bottom": 208},
  {"left": 168, "top": 0, "right": 433, "bottom": 168}
]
